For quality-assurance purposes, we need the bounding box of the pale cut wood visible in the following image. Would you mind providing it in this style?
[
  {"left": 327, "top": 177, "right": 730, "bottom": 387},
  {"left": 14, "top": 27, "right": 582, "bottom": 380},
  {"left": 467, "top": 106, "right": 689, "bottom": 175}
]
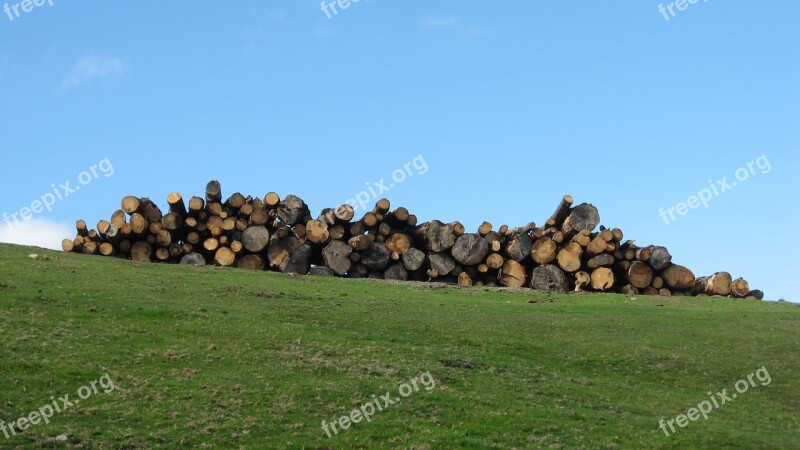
[
  {"left": 531, "top": 237, "right": 557, "bottom": 265},
  {"left": 214, "top": 247, "right": 236, "bottom": 266},
  {"left": 731, "top": 277, "right": 750, "bottom": 298},
  {"left": 498, "top": 259, "right": 526, "bottom": 288},
  {"left": 591, "top": 267, "right": 615, "bottom": 291},
  {"left": 662, "top": 265, "right": 695, "bottom": 290},
  {"left": 626, "top": 261, "right": 653, "bottom": 289},
  {"left": 706, "top": 272, "right": 733, "bottom": 296},
  {"left": 556, "top": 242, "right": 583, "bottom": 273},
  {"left": 574, "top": 271, "right": 591, "bottom": 291}
]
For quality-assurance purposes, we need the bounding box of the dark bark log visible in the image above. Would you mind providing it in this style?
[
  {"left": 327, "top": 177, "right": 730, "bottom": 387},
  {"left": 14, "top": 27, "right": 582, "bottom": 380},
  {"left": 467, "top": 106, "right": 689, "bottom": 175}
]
[
  {"left": 309, "top": 266, "right": 335, "bottom": 277},
  {"left": 402, "top": 247, "right": 426, "bottom": 271},
  {"left": 429, "top": 252, "right": 456, "bottom": 276},
  {"left": 649, "top": 246, "right": 672, "bottom": 271},
  {"left": 587, "top": 253, "right": 615, "bottom": 269},
  {"left": 451, "top": 233, "right": 490, "bottom": 266},
  {"left": 277, "top": 195, "right": 310, "bottom": 226},
  {"left": 180, "top": 252, "right": 206, "bottom": 266},
  {"left": 362, "top": 242, "right": 391, "bottom": 271},
  {"left": 205, "top": 180, "right": 222, "bottom": 204},
  {"left": 323, "top": 240, "right": 352, "bottom": 276},
  {"left": 414, "top": 220, "right": 456, "bottom": 253},
  {"left": 562, "top": 203, "right": 600, "bottom": 236},
  {"left": 531, "top": 265, "right": 568, "bottom": 293},
  {"left": 384, "top": 263, "right": 408, "bottom": 281},
  {"left": 505, "top": 233, "right": 532, "bottom": 262},
  {"left": 547, "top": 195, "right": 574, "bottom": 229}
]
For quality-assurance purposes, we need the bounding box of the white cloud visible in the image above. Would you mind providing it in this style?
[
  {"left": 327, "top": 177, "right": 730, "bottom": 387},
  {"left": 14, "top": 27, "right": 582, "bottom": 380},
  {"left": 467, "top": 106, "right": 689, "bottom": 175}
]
[
  {"left": 0, "top": 219, "right": 72, "bottom": 250},
  {"left": 61, "top": 54, "right": 124, "bottom": 89},
  {"left": 420, "top": 14, "right": 458, "bottom": 28}
]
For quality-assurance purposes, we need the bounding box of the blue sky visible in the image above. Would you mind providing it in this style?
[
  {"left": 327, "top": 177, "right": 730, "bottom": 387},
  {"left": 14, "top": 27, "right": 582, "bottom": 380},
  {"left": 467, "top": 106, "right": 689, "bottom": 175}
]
[{"left": 0, "top": 1, "right": 797, "bottom": 300}]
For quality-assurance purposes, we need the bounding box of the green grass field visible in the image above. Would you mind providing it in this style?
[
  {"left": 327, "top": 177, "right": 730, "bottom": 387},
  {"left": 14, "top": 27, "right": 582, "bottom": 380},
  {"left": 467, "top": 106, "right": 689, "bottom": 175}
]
[{"left": 0, "top": 243, "right": 798, "bottom": 449}]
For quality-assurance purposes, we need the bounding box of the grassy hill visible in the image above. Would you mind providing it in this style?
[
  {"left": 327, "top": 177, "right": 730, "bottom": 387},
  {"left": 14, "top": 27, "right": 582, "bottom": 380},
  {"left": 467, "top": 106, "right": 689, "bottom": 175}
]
[{"left": 0, "top": 243, "right": 798, "bottom": 449}]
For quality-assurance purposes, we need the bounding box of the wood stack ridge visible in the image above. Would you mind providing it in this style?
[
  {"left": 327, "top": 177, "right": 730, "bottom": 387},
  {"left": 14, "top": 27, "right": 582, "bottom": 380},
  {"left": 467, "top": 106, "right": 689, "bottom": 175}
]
[{"left": 62, "top": 182, "right": 764, "bottom": 300}]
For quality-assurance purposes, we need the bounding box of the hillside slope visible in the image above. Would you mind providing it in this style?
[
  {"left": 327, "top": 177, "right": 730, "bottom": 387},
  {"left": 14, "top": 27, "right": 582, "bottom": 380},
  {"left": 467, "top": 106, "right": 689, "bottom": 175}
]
[{"left": 0, "top": 243, "right": 798, "bottom": 449}]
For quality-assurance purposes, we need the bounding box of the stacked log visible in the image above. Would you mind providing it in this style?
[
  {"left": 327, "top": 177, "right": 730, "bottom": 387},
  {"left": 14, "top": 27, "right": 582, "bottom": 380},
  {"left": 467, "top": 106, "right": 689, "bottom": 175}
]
[{"left": 62, "top": 184, "right": 763, "bottom": 299}]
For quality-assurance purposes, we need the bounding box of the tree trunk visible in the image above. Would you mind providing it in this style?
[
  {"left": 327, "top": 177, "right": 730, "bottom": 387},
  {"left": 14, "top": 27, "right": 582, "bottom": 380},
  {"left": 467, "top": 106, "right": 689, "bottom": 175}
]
[
  {"left": 451, "top": 233, "right": 490, "bottom": 265},
  {"left": 556, "top": 242, "right": 583, "bottom": 273},
  {"left": 486, "top": 253, "right": 505, "bottom": 270},
  {"left": 498, "top": 259, "right": 526, "bottom": 288},
  {"left": 429, "top": 252, "right": 456, "bottom": 276},
  {"left": 587, "top": 253, "right": 615, "bottom": 269},
  {"left": 131, "top": 241, "right": 152, "bottom": 262},
  {"left": 385, "top": 233, "right": 413, "bottom": 255},
  {"left": 649, "top": 246, "right": 672, "bottom": 271},
  {"left": 662, "top": 265, "right": 695, "bottom": 290},
  {"left": 267, "top": 236, "right": 311, "bottom": 274},
  {"left": 731, "top": 277, "right": 750, "bottom": 298},
  {"left": 547, "top": 195, "right": 574, "bottom": 229},
  {"left": 236, "top": 254, "right": 264, "bottom": 270},
  {"left": 205, "top": 180, "right": 222, "bottom": 204},
  {"left": 323, "top": 240, "right": 352, "bottom": 276},
  {"left": 531, "top": 237, "right": 557, "bottom": 264},
  {"left": 402, "top": 247, "right": 425, "bottom": 271},
  {"left": 591, "top": 267, "right": 615, "bottom": 291},
  {"left": 706, "top": 271, "right": 732, "bottom": 296},
  {"left": 277, "top": 195, "right": 310, "bottom": 226},
  {"left": 574, "top": 271, "right": 591, "bottom": 291},
  {"left": 626, "top": 261, "right": 653, "bottom": 289},
  {"left": 180, "top": 252, "right": 206, "bottom": 266},
  {"left": 562, "top": 203, "right": 600, "bottom": 236},
  {"left": 305, "top": 220, "right": 330, "bottom": 245},
  {"left": 414, "top": 220, "right": 456, "bottom": 252},
  {"left": 121, "top": 196, "right": 140, "bottom": 215},
  {"left": 362, "top": 242, "right": 392, "bottom": 271},
  {"left": 167, "top": 192, "right": 187, "bottom": 217},
  {"left": 531, "top": 265, "right": 568, "bottom": 293},
  {"left": 505, "top": 233, "right": 532, "bottom": 262},
  {"left": 242, "top": 225, "right": 270, "bottom": 253},
  {"left": 384, "top": 263, "right": 408, "bottom": 281}
]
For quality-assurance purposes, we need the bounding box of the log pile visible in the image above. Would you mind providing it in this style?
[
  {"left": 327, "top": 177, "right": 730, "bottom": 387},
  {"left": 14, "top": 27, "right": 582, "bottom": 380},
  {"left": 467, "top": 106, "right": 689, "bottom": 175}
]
[{"left": 62, "top": 183, "right": 764, "bottom": 299}]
